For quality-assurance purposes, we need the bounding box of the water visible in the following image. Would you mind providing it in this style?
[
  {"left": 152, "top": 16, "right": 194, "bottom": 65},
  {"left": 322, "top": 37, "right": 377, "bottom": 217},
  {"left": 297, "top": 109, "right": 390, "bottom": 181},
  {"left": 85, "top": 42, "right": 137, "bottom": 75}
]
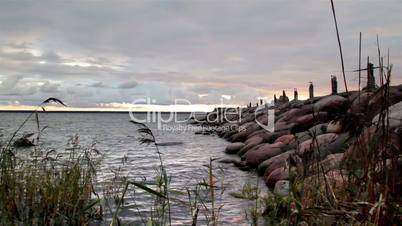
[{"left": 0, "top": 112, "right": 264, "bottom": 225}]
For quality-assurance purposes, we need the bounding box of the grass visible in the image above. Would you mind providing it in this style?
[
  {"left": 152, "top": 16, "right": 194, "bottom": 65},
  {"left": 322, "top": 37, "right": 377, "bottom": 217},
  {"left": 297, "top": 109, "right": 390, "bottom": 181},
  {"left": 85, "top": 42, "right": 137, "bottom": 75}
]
[{"left": 0, "top": 136, "right": 102, "bottom": 225}]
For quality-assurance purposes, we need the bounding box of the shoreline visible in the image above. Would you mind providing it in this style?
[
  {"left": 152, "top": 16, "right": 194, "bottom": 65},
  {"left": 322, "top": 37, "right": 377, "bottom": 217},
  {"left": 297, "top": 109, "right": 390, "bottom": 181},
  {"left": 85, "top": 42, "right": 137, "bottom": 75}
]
[{"left": 193, "top": 82, "right": 402, "bottom": 224}]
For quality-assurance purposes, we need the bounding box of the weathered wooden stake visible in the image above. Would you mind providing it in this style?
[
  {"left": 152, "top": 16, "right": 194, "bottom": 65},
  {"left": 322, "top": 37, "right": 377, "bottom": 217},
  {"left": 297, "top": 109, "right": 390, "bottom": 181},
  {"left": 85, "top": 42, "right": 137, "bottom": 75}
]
[
  {"left": 309, "top": 82, "right": 314, "bottom": 99},
  {"left": 367, "top": 61, "right": 375, "bottom": 91},
  {"left": 331, "top": 75, "right": 338, "bottom": 95}
]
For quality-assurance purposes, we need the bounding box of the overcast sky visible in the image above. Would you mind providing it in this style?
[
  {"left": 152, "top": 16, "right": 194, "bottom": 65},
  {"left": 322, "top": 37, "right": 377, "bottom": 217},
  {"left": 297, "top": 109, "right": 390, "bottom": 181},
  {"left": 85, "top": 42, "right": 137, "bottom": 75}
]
[{"left": 0, "top": 0, "right": 401, "bottom": 109}]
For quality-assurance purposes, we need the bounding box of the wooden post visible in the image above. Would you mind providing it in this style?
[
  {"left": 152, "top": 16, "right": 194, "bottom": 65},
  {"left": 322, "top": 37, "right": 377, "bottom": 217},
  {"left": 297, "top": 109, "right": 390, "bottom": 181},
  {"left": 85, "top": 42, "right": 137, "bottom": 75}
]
[
  {"left": 331, "top": 75, "right": 338, "bottom": 95},
  {"left": 367, "top": 61, "right": 375, "bottom": 91},
  {"left": 309, "top": 82, "right": 314, "bottom": 99},
  {"left": 294, "top": 88, "right": 298, "bottom": 100}
]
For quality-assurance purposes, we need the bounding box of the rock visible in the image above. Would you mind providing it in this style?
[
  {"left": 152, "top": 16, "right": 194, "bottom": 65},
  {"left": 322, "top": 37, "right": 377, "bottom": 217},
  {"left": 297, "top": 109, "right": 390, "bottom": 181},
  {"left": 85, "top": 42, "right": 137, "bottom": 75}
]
[
  {"left": 274, "top": 134, "right": 295, "bottom": 145},
  {"left": 298, "top": 133, "right": 338, "bottom": 156},
  {"left": 239, "top": 113, "right": 256, "bottom": 125},
  {"left": 349, "top": 91, "right": 372, "bottom": 113},
  {"left": 218, "top": 158, "right": 241, "bottom": 165},
  {"left": 308, "top": 153, "right": 344, "bottom": 175},
  {"left": 265, "top": 167, "right": 288, "bottom": 188},
  {"left": 240, "top": 143, "right": 265, "bottom": 159},
  {"left": 259, "top": 150, "right": 294, "bottom": 177},
  {"left": 231, "top": 122, "right": 260, "bottom": 142},
  {"left": 239, "top": 136, "right": 265, "bottom": 156},
  {"left": 291, "top": 112, "right": 329, "bottom": 133},
  {"left": 314, "top": 95, "right": 348, "bottom": 113},
  {"left": 327, "top": 120, "right": 342, "bottom": 133},
  {"left": 343, "top": 126, "right": 377, "bottom": 160},
  {"left": 247, "top": 129, "right": 268, "bottom": 140},
  {"left": 368, "top": 85, "right": 402, "bottom": 118},
  {"left": 275, "top": 121, "right": 295, "bottom": 132},
  {"left": 225, "top": 142, "right": 245, "bottom": 154},
  {"left": 372, "top": 101, "right": 402, "bottom": 128},
  {"left": 314, "top": 132, "right": 351, "bottom": 160},
  {"left": 245, "top": 142, "right": 286, "bottom": 167},
  {"left": 285, "top": 105, "right": 314, "bottom": 123},
  {"left": 13, "top": 137, "right": 35, "bottom": 147},
  {"left": 273, "top": 180, "right": 290, "bottom": 196}
]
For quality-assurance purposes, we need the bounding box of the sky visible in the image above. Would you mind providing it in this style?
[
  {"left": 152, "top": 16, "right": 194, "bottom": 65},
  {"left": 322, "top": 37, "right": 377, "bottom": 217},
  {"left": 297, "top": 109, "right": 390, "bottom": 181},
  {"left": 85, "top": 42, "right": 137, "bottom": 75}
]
[{"left": 0, "top": 0, "right": 401, "bottom": 111}]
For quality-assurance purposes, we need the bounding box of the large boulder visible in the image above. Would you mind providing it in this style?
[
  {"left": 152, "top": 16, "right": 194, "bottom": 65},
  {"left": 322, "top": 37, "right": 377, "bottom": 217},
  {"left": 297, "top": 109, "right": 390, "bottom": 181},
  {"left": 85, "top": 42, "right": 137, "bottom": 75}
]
[
  {"left": 285, "top": 105, "right": 314, "bottom": 123},
  {"left": 275, "top": 121, "right": 295, "bottom": 132},
  {"left": 245, "top": 142, "right": 286, "bottom": 167},
  {"left": 291, "top": 112, "right": 329, "bottom": 133},
  {"left": 368, "top": 85, "right": 402, "bottom": 115},
  {"left": 372, "top": 101, "right": 402, "bottom": 128},
  {"left": 246, "top": 129, "right": 268, "bottom": 140},
  {"left": 230, "top": 122, "right": 260, "bottom": 142},
  {"left": 298, "top": 133, "right": 338, "bottom": 156},
  {"left": 274, "top": 134, "right": 295, "bottom": 145},
  {"left": 314, "top": 95, "right": 348, "bottom": 113},
  {"left": 239, "top": 113, "right": 256, "bottom": 126},
  {"left": 349, "top": 91, "right": 372, "bottom": 114},
  {"left": 316, "top": 132, "right": 351, "bottom": 160},
  {"left": 238, "top": 135, "right": 265, "bottom": 156},
  {"left": 320, "top": 153, "right": 344, "bottom": 173},
  {"left": 259, "top": 150, "right": 294, "bottom": 177},
  {"left": 288, "top": 123, "right": 328, "bottom": 148},
  {"left": 225, "top": 142, "right": 245, "bottom": 154},
  {"left": 326, "top": 120, "right": 342, "bottom": 133},
  {"left": 265, "top": 167, "right": 289, "bottom": 188}
]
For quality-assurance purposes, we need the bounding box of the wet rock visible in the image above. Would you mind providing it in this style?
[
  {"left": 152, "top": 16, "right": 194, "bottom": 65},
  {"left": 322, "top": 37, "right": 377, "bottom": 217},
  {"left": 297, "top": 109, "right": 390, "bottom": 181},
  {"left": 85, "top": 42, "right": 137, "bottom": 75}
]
[
  {"left": 13, "top": 137, "right": 35, "bottom": 147},
  {"left": 225, "top": 142, "right": 245, "bottom": 154},
  {"left": 218, "top": 158, "right": 241, "bottom": 165},
  {"left": 273, "top": 180, "right": 290, "bottom": 196}
]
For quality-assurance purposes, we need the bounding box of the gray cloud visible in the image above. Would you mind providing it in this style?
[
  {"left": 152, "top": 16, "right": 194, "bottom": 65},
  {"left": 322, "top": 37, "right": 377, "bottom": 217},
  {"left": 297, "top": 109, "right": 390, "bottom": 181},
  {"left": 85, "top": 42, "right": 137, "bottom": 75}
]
[
  {"left": 89, "top": 82, "right": 108, "bottom": 88},
  {"left": 118, "top": 80, "right": 138, "bottom": 89},
  {"left": 0, "top": 0, "right": 401, "bottom": 106},
  {"left": 40, "top": 81, "right": 60, "bottom": 93}
]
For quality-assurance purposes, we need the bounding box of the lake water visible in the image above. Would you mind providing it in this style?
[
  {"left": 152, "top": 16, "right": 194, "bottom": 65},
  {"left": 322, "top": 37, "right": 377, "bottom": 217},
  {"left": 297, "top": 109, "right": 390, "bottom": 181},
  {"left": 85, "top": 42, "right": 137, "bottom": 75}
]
[{"left": 0, "top": 112, "right": 264, "bottom": 225}]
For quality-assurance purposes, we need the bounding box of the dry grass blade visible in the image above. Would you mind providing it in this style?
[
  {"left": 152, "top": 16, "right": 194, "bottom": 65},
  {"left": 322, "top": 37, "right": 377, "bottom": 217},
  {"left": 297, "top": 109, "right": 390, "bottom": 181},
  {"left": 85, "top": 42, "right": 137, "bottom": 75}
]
[
  {"left": 42, "top": 97, "right": 67, "bottom": 106},
  {"left": 330, "top": 0, "right": 348, "bottom": 95}
]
